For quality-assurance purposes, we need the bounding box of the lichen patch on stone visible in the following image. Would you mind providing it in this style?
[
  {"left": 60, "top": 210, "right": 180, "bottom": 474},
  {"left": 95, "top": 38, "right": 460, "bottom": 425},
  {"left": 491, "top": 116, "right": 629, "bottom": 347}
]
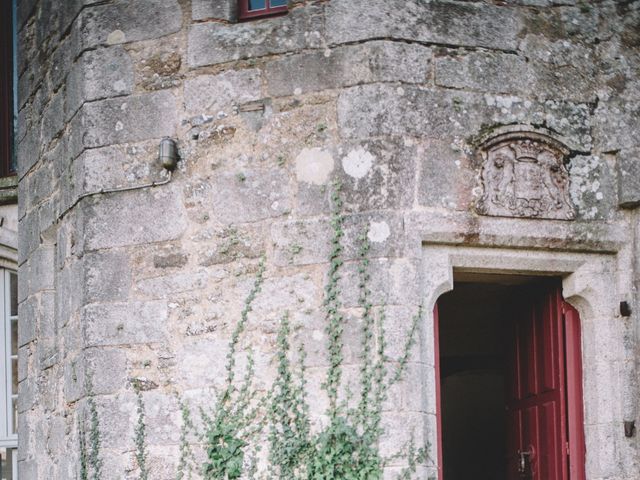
[
  {"left": 367, "top": 220, "right": 390, "bottom": 243},
  {"left": 342, "top": 147, "right": 374, "bottom": 179},
  {"left": 295, "top": 148, "right": 334, "bottom": 185},
  {"left": 107, "top": 29, "right": 126, "bottom": 45}
]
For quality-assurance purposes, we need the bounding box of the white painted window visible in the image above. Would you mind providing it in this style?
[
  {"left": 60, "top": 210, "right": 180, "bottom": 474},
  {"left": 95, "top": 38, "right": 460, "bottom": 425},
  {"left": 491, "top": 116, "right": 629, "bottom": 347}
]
[{"left": 0, "top": 270, "right": 18, "bottom": 480}]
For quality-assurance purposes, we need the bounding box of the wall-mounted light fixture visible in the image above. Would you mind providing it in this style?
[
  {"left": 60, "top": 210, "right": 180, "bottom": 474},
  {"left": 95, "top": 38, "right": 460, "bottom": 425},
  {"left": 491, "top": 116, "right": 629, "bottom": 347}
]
[
  {"left": 624, "top": 420, "right": 636, "bottom": 438},
  {"left": 159, "top": 137, "right": 179, "bottom": 171},
  {"left": 67, "top": 137, "right": 178, "bottom": 213},
  {"left": 620, "top": 301, "right": 632, "bottom": 317}
]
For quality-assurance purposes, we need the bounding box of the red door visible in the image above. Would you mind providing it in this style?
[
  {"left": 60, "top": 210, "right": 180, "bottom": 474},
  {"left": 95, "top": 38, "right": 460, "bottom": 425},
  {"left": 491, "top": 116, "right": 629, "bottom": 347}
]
[
  {"left": 434, "top": 282, "right": 585, "bottom": 480},
  {"left": 505, "top": 283, "right": 585, "bottom": 480}
]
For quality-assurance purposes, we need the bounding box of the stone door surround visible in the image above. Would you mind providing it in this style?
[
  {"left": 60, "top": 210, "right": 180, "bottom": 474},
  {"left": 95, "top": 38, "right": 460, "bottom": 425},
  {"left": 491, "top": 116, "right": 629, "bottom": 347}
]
[{"left": 419, "top": 241, "right": 633, "bottom": 479}]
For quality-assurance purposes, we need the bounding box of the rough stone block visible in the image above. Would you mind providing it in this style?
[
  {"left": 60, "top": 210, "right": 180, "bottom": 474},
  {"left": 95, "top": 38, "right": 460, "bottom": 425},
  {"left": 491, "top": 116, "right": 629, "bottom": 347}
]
[
  {"left": 194, "top": 223, "right": 266, "bottom": 266},
  {"left": 272, "top": 212, "right": 406, "bottom": 267},
  {"left": 338, "top": 139, "right": 417, "bottom": 212},
  {"left": 18, "top": 295, "right": 37, "bottom": 347},
  {"left": 617, "top": 149, "right": 640, "bottom": 208},
  {"left": 72, "top": 90, "right": 177, "bottom": 154},
  {"left": 17, "top": 0, "right": 38, "bottom": 28},
  {"left": 174, "top": 337, "right": 228, "bottom": 388},
  {"left": 17, "top": 57, "right": 45, "bottom": 108},
  {"left": 29, "top": 246, "right": 55, "bottom": 294},
  {"left": 271, "top": 218, "right": 331, "bottom": 266},
  {"left": 82, "top": 300, "right": 168, "bottom": 347},
  {"left": 50, "top": 25, "right": 83, "bottom": 93},
  {"left": 208, "top": 169, "right": 292, "bottom": 224},
  {"left": 17, "top": 264, "right": 28, "bottom": 304},
  {"left": 94, "top": 392, "right": 180, "bottom": 452},
  {"left": 84, "top": 250, "right": 131, "bottom": 302},
  {"left": 34, "top": 0, "right": 63, "bottom": 48},
  {"left": 192, "top": 0, "right": 236, "bottom": 21},
  {"left": 55, "top": 261, "right": 83, "bottom": 327},
  {"left": 17, "top": 377, "right": 36, "bottom": 413},
  {"left": 18, "top": 345, "right": 29, "bottom": 384},
  {"left": 518, "top": 35, "right": 598, "bottom": 103},
  {"left": 245, "top": 271, "right": 320, "bottom": 318},
  {"left": 134, "top": 270, "right": 209, "bottom": 300},
  {"left": 16, "top": 103, "right": 30, "bottom": 146},
  {"left": 87, "top": 348, "right": 128, "bottom": 395},
  {"left": 83, "top": 186, "right": 187, "bottom": 250},
  {"left": 568, "top": 154, "right": 616, "bottom": 220},
  {"left": 17, "top": 459, "right": 38, "bottom": 480},
  {"left": 326, "top": 0, "right": 522, "bottom": 51},
  {"left": 17, "top": 126, "right": 41, "bottom": 179},
  {"left": 18, "top": 210, "right": 41, "bottom": 266},
  {"left": 153, "top": 252, "right": 188, "bottom": 269},
  {"left": 79, "top": 0, "right": 182, "bottom": 49},
  {"left": 28, "top": 163, "right": 54, "bottom": 209},
  {"left": 338, "top": 84, "right": 592, "bottom": 150},
  {"left": 137, "top": 392, "right": 181, "bottom": 444},
  {"left": 40, "top": 89, "right": 66, "bottom": 149},
  {"left": 188, "top": 5, "right": 323, "bottom": 67},
  {"left": 49, "top": 135, "right": 70, "bottom": 182},
  {"left": 593, "top": 100, "right": 640, "bottom": 152},
  {"left": 338, "top": 258, "right": 421, "bottom": 308},
  {"left": 133, "top": 42, "right": 183, "bottom": 92},
  {"left": 417, "top": 140, "right": 476, "bottom": 211},
  {"left": 266, "top": 41, "right": 431, "bottom": 97},
  {"left": 66, "top": 46, "right": 134, "bottom": 119},
  {"left": 435, "top": 49, "right": 532, "bottom": 95},
  {"left": 184, "top": 69, "right": 262, "bottom": 115},
  {"left": 62, "top": 354, "right": 83, "bottom": 402},
  {"left": 73, "top": 142, "right": 167, "bottom": 203},
  {"left": 37, "top": 292, "right": 58, "bottom": 368}
]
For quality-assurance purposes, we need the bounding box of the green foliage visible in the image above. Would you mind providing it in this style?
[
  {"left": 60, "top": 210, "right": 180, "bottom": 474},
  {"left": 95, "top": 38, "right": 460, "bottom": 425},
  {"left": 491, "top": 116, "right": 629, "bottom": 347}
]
[
  {"left": 78, "top": 419, "right": 88, "bottom": 480},
  {"left": 79, "top": 373, "right": 102, "bottom": 480},
  {"left": 267, "top": 313, "right": 311, "bottom": 479},
  {"left": 201, "top": 258, "right": 267, "bottom": 479},
  {"left": 177, "top": 399, "right": 197, "bottom": 480},
  {"left": 323, "top": 180, "right": 346, "bottom": 418},
  {"left": 89, "top": 396, "right": 103, "bottom": 480},
  {"left": 203, "top": 420, "right": 247, "bottom": 480},
  {"left": 172, "top": 182, "right": 426, "bottom": 479},
  {"left": 133, "top": 381, "right": 149, "bottom": 480},
  {"left": 307, "top": 416, "right": 381, "bottom": 480},
  {"left": 266, "top": 180, "right": 426, "bottom": 480}
]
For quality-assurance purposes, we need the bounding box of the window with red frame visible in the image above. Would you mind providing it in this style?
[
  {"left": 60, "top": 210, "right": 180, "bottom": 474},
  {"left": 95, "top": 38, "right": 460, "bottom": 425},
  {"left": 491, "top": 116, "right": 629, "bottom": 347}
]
[
  {"left": 0, "top": 0, "right": 16, "bottom": 177},
  {"left": 239, "top": 0, "right": 288, "bottom": 20}
]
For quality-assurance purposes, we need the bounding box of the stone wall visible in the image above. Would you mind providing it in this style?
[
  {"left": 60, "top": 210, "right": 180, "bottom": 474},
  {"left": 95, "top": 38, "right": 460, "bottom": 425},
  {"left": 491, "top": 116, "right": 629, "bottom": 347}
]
[{"left": 16, "top": 0, "right": 640, "bottom": 478}]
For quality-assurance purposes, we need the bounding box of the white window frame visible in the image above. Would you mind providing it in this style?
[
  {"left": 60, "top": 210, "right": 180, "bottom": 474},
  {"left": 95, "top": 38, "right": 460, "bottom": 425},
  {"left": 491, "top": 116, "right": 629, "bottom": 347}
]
[{"left": 0, "top": 269, "right": 17, "bottom": 447}]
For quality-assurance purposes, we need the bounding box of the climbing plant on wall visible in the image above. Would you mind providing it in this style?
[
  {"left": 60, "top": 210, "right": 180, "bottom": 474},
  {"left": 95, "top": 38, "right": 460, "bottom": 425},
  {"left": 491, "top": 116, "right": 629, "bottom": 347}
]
[
  {"left": 266, "top": 180, "right": 427, "bottom": 480},
  {"left": 128, "top": 181, "right": 428, "bottom": 479}
]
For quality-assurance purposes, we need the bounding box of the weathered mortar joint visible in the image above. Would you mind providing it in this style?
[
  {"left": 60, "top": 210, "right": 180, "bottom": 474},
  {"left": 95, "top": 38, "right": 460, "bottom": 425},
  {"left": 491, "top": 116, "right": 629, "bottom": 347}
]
[{"left": 330, "top": 36, "right": 520, "bottom": 55}]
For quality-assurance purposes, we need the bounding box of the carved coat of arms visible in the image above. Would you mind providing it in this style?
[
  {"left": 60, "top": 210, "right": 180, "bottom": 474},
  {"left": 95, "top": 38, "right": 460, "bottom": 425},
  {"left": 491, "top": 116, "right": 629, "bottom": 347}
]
[{"left": 476, "top": 132, "right": 575, "bottom": 220}]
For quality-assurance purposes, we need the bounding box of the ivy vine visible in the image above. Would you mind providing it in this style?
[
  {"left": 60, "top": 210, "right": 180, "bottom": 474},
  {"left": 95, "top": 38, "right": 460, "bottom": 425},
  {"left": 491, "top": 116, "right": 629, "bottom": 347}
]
[{"left": 82, "top": 182, "right": 427, "bottom": 479}]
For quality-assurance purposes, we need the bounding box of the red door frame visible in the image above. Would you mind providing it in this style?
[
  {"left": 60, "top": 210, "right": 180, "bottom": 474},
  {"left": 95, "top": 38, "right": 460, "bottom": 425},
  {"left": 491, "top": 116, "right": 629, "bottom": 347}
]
[
  {"left": 433, "top": 288, "right": 586, "bottom": 480},
  {"left": 563, "top": 302, "right": 587, "bottom": 480}
]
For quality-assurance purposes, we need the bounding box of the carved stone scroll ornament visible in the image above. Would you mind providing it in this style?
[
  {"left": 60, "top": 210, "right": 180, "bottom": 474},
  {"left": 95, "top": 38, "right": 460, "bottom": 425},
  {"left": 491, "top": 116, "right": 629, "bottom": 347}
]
[{"left": 476, "top": 132, "right": 576, "bottom": 220}]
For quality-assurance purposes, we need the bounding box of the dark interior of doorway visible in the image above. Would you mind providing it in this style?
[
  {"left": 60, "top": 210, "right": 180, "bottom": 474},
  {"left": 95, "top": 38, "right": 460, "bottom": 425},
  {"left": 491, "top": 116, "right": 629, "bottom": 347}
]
[{"left": 438, "top": 274, "right": 547, "bottom": 480}]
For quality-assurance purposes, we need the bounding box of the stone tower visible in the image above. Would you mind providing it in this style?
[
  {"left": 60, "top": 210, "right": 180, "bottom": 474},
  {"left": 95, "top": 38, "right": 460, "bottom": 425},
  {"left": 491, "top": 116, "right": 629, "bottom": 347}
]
[{"left": 16, "top": 0, "right": 640, "bottom": 478}]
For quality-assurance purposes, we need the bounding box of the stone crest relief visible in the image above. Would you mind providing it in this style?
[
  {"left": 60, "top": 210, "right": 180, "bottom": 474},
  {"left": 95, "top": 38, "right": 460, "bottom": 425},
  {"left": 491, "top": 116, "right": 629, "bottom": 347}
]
[{"left": 476, "top": 132, "right": 575, "bottom": 220}]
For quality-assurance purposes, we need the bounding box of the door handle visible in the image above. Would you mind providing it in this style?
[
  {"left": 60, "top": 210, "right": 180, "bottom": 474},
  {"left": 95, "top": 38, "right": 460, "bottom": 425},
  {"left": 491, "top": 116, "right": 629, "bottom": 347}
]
[{"left": 517, "top": 448, "right": 533, "bottom": 476}]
